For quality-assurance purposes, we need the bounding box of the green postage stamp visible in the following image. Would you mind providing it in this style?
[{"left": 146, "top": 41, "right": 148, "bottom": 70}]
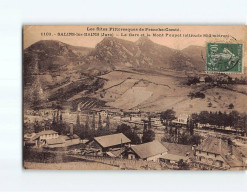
[{"left": 206, "top": 43, "right": 243, "bottom": 73}]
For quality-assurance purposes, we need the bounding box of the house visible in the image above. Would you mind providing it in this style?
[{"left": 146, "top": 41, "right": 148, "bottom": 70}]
[
  {"left": 199, "top": 76, "right": 206, "bottom": 83},
  {"left": 159, "top": 141, "right": 194, "bottom": 165},
  {"left": 32, "top": 130, "right": 59, "bottom": 147},
  {"left": 150, "top": 117, "right": 163, "bottom": 128},
  {"left": 123, "top": 110, "right": 142, "bottom": 122},
  {"left": 46, "top": 137, "right": 66, "bottom": 148},
  {"left": 87, "top": 133, "right": 131, "bottom": 153},
  {"left": 172, "top": 114, "right": 188, "bottom": 126},
  {"left": 32, "top": 124, "right": 81, "bottom": 148},
  {"left": 195, "top": 137, "right": 246, "bottom": 170},
  {"left": 23, "top": 133, "right": 36, "bottom": 146},
  {"left": 123, "top": 141, "right": 168, "bottom": 162},
  {"left": 162, "top": 141, "right": 194, "bottom": 159}
]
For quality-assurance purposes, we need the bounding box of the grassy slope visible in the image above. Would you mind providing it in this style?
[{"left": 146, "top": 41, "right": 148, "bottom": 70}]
[{"left": 94, "top": 69, "right": 247, "bottom": 115}]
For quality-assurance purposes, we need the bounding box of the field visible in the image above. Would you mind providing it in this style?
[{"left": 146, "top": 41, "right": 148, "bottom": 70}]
[{"left": 94, "top": 68, "right": 247, "bottom": 115}]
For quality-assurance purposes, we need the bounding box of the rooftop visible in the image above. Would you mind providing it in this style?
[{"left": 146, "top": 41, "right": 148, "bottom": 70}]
[
  {"left": 131, "top": 141, "right": 168, "bottom": 159},
  {"left": 196, "top": 137, "right": 228, "bottom": 155},
  {"left": 46, "top": 137, "right": 65, "bottom": 145},
  {"left": 106, "top": 148, "right": 125, "bottom": 157},
  {"left": 94, "top": 133, "right": 131, "bottom": 148},
  {"left": 32, "top": 130, "right": 58, "bottom": 140},
  {"left": 162, "top": 142, "right": 194, "bottom": 158},
  {"left": 196, "top": 136, "right": 245, "bottom": 168}
]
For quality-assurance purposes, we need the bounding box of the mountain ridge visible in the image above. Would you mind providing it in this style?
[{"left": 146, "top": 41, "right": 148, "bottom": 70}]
[{"left": 23, "top": 37, "right": 207, "bottom": 110}]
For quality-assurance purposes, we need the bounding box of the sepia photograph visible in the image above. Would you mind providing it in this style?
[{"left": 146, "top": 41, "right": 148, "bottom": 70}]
[
  {"left": 23, "top": 25, "right": 247, "bottom": 170},
  {"left": 1, "top": 0, "right": 247, "bottom": 193}
]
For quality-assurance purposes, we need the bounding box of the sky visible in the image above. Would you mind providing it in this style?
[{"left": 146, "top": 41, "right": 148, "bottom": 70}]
[{"left": 23, "top": 25, "right": 247, "bottom": 66}]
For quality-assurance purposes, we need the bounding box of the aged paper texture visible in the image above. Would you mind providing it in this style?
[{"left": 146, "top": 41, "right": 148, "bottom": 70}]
[{"left": 23, "top": 25, "right": 247, "bottom": 170}]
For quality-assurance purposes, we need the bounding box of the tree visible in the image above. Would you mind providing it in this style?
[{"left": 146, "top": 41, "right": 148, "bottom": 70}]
[
  {"left": 74, "top": 112, "right": 83, "bottom": 135},
  {"left": 60, "top": 112, "right": 63, "bottom": 122},
  {"left": 148, "top": 116, "right": 152, "bottom": 130},
  {"left": 116, "top": 124, "right": 141, "bottom": 144},
  {"left": 229, "top": 103, "right": 234, "bottom": 109},
  {"left": 76, "top": 112, "right": 80, "bottom": 127},
  {"left": 85, "top": 114, "right": 90, "bottom": 131},
  {"left": 34, "top": 120, "right": 43, "bottom": 133},
  {"left": 142, "top": 130, "right": 155, "bottom": 143},
  {"left": 143, "top": 121, "right": 148, "bottom": 132},
  {"left": 179, "top": 132, "right": 190, "bottom": 145},
  {"left": 178, "top": 159, "right": 189, "bottom": 170},
  {"left": 92, "top": 112, "right": 96, "bottom": 131},
  {"left": 56, "top": 110, "right": 59, "bottom": 122},
  {"left": 98, "top": 114, "right": 102, "bottom": 131},
  {"left": 105, "top": 114, "right": 110, "bottom": 130},
  {"left": 187, "top": 116, "right": 194, "bottom": 135},
  {"left": 189, "top": 134, "right": 202, "bottom": 146},
  {"left": 160, "top": 109, "right": 176, "bottom": 128},
  {"left": 117, "top": 124, "right": 131, "bottom": 133}
]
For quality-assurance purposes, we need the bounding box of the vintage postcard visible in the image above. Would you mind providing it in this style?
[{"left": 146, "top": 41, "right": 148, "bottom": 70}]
[{"left": 23, "top": 25, "right": 247, "bottom": 170}]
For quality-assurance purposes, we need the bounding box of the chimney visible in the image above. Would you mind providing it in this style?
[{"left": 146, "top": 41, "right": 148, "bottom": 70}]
[{"left": 70, "top": 123, "right": 74, "bottom": 136}]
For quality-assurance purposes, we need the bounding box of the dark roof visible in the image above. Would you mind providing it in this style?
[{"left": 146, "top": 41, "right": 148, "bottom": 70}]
[
  {"left": 131, "top": 141, "right": 168, "bottom": 159},
  {"left": 94, "top": 133, "right": 131, "bottom": 148}
]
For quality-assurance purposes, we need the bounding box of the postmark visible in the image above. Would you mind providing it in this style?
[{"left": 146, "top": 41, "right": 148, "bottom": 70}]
[{"left": 206, "top": 43, "right": 243, "bottom": 73}]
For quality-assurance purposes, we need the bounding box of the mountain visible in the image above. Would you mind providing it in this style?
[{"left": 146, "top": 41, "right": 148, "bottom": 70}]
[
  {"left": 23, "top": 38, "right": 207, "bottom": 110},
  {"left": 181, "top": 45, "right": 206, "bottom": 70},
  {"left": 24, "top": 40, "right": 92, "bottom": 78},
  {"left": 23, "top": 40, "right": 96, "bottom": 109},
  {"left": 83, "top": 37, "right": 206, "bottom": 72}
]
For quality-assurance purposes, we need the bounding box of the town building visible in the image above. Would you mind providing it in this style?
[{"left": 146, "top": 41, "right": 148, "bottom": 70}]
[
  {"left": 31, "top": 124, "right": 81, "bottom": 148},
  {"left": 123, "top": 141, "right": 168, "bottom": 162},
  {"left": 195, "top": 137, "right": 246, "bottom": 170},
  {"left": 172, "top": 114, "right": 188, "bottom": 126},
  {"left": 86, "top": 133, "right": 131, "bottom": 153},
  {"left": 150, "top": 117, "right": 163, "bottom": 128},
  {"left": 32, "top": 130, "right": 59, "bottom": 147},
  {"left": 159, "top": 141, "right": 194, "bottom": 165},
  {"left": 162, "top": 141, "right": 194, "bottom": 159}
]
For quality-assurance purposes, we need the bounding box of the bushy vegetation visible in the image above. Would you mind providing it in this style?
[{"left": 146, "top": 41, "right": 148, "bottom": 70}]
[
  {"left": 187, "top": 75, "right": 247, "bottom": 85},
  {"left": 162, "top": 131, "right": 202, "bottom": 146},
  {"left": 191, "top": 110, "right": 247, "bottom": 129},
  {"left": 160, "top": 109, "right": 176, "bottom": 129},
  {"left": 142, "top": 130, "right": 155, "bottom": 143},
  {"left": 188, "top": 92, "right": 205, "bottom": 99},
  {"left": 116, "top": 124, "right": 141, "bottom": 144}
]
